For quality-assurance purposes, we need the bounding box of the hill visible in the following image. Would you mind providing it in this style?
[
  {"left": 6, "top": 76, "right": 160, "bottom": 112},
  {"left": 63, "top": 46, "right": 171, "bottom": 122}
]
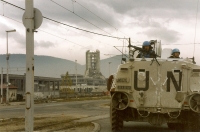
[{"left": 0, "top": 54, "right": 123, "bottom": 78}]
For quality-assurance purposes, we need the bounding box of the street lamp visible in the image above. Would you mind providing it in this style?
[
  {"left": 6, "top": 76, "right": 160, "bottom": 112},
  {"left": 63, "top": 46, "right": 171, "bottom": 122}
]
[
  {"left": 6, "top": 29, "right": 16, "bottom": 104},
  {"left": 75, "top": 60, "right": 77, "bottom": 89},
  {"left": 109, "top": 62, "right": 112, "bottom": 77}
]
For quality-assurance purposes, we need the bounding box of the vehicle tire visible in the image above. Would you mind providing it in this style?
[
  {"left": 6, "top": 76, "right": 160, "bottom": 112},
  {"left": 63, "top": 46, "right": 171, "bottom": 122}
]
[
  {"left": 167, "top": 123, "right": 176, "bottom": 130},
  {"left": 110, "top": 102, "right": 124, "bottom": 132}
]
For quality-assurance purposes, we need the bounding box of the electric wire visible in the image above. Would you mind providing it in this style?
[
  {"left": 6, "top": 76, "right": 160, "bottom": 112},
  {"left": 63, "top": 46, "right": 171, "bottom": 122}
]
[
  {"left": 0, "top": 0, "right": 127, "bottom": 40},
  {"left": 0, "top": 14, "right": 21, "bottom": 23},
  {"left": 2, "top": 0, "right": 200, "bottom": 59},
  {"left": 193, "top": 0, "right": 199, "bottom": 57},
  {"left": 0, "top": 0, "right": 24, "bottom": 10},
  {"left": 0, "top": 14, "right": 89, "bottom": 52},
  {"left": 43, "top": 16, "right": 125, "bottom": 39},
  {"left": 73, "top": 0, "right": 117, "bottom": 31},
  {"left": 0, "top": 13, "right": 113, "bottom": 48},
  {"left": 71, "top": 0, "right": 74, "bottom": 13},
  {"left": 3, "top": 2, "right": 4, "bottom": 16},
  {"left": 51, "top": 0, "right": 140, "bottom": 44},
  {"left": 0, "top": 14, "right": 121, "bottom": 61},
  {"left": 50, "top": 0, "right": 112, "bottom": 36},
  {"left": 0, "top": 9, "right": 119, "bottom": 49},
  {"left": 0, "top": 14, "right": 86, "bottom": 50},
  {"left": 70, "top": 0, "right": 139, "bottom": 42}
]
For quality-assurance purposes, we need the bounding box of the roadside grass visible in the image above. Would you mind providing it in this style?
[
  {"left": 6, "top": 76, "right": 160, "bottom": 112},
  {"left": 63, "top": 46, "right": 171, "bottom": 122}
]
[{"left": 0, "top": 116, "right": 94, "bottom": 131}]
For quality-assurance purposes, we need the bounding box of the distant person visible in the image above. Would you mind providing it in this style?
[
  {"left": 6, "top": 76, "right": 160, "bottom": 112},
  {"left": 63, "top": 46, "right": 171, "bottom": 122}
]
[
  {"left": 136, "top": 41, "right": 155, "bottom": 58},
  {"left": 107, "top": 75, "right": 114, "bottom": 91},
  {"left": 169, "top": 48, "right": 180, "bottom": 58}
]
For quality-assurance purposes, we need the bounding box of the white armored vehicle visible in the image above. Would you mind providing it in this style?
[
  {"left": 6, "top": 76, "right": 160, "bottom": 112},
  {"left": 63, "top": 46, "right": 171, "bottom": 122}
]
[{"left": 108, "top": 40, "right": 200, "bottom": 132}]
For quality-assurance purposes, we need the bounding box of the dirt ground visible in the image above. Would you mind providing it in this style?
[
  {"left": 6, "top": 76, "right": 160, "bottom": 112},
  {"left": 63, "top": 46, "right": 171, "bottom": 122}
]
[
  {"left": 0, "top": 96, "right": 110, "bottom": 131},
  {"left": 34, "top": 96, "right": 110, "bottom": 104},
  {"left": 0, "top": 115, "right": 94, "bottom": 132}
]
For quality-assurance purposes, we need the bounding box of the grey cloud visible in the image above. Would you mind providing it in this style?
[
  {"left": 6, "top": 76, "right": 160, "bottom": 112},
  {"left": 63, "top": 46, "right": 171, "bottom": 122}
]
[
  {"left": 142, "top": 27, "right": 180, "bottom": 43},
  {"left": 12, "top": 32, "right": 56, "bottom": 49},
  {"left": 131, "top": 17, "right": 162, "bottom": 28},
  {"left": 3, "top": 0, "right": 197, "bottom": 34},
  {"left": 97, "top": 0, "right": 196, "bottom": 16},
  {"left": 35, "top": 40, "right": 56, "bottom": 48},
  {"left": 1, "top": 0, "right": 197, "bottom": 40},
  {"left": 80, "top": 45, "right": 94, "bottom": 50},
  {"left": 0, "top": 22, "right": 56, "bottom": 49},
  {"left": 98, "top": 0, "right": 197, "bottom": 19},
  {"left": 33, "top": 0, "right": 120, "bottom": 32}
]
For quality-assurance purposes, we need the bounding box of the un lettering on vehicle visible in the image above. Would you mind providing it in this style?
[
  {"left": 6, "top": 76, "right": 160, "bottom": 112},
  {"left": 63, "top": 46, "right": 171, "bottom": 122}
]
[{"left": 133, "top": 71, "right": 182, "bottom": 92}]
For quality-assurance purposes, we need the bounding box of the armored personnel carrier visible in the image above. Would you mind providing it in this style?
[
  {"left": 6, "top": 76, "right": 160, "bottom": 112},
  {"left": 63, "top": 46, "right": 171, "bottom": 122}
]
[{"left": 108, "top": 40, "right": 200, "bottom": 132}]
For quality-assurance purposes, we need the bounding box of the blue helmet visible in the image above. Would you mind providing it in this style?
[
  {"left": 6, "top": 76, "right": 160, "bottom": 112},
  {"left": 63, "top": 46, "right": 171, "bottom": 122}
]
[
  {"left": 172, "top": 48, "right": 180, "bottom": 54},
  {"left": 143, "top": 41, "right": 150, "bottom": 46}
]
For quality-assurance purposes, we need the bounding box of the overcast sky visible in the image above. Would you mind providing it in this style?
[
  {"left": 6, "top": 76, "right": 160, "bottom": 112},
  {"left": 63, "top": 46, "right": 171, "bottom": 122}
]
[{"left": 0, "top": 0, "right": 200, "bottom": 65}]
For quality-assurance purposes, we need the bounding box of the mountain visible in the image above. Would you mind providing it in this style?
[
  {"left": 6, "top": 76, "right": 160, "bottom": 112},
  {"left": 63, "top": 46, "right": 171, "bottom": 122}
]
[{"left": 0, "top": 54, "right": 123, "bottom": 78}]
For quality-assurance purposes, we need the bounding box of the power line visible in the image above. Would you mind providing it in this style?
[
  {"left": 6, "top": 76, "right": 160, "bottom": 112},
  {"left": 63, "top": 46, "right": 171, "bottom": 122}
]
[
  {"left": 193, "top": 0, "right": 199, "bottom": 57},
  {"left": 0, "top": 14, "right": 21, "bottom": 23},
  {"left": 71, "top": 0, "right": 139, "bottom": 42},
  {"left": 0, "top": 14, "right": 121, "bottom": 61},
  {"left": 43, "top": 16, "right": 125, "bottom": 39},
  {"left": 51, "top": 0, "right": 138, "bottom": 42},
  {"left": 0, "top": 12, "right": 112, "bottom": 48},
  {"left": 73, "top": 0, "right": 117, "bottom": 30},
  {"left": 67, "top": 0, "right": 139, "bottom": 42},
  {"left": 0, "top": 0, "right": 24, "bottom": 10},
  {"left": 38, "top": 29, "right": 90, "bottom": 49},
  {"left": 50, "top": 0, "right": 112, "bottom": 35},
  {"left": 162, "top": 43, "right": 200, "bottom": 45},
  {"left": 0, "top": 0, "right": 127, "bottom": 40},
  {"left": 0, "top": 13, "right": 89, "bottom": 50}
]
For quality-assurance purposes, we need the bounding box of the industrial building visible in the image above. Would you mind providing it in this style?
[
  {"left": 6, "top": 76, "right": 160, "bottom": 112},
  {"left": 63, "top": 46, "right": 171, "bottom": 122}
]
[
  {"left": 0, "top": 74, "right": 61, "bottom": 102},
  {"left": 60, "top": 50, "right": 107, "bottom": 95}
]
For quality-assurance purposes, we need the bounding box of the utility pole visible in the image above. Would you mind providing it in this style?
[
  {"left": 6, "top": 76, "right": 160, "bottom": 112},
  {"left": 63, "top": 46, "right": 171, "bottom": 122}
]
[
  {"left": 1, "top": 67, "right": 3, "bottom": 104},
  {"left": 23, "top": 0, "right": 42, "bottom": 131},
  {"left": 25, "top": 1, "right": 34, "bottom": 131},
  {"left": 75, "top": 60, "right": 77, "bottom": 89},
  {"left": 6, "top": 29, "right": 16, "bottom": 104},
  {"left": 109, "top": 62, "right": 111, "bottom": 76}
]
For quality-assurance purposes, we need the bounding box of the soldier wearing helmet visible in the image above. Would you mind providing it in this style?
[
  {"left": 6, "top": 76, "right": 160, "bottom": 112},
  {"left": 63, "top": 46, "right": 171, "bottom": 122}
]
[
  {"left": 136, "top": 41, "right": 155, "bottom": 58},
  {"left": 169, "top": 48, "right": 180, "bottom": 58}
]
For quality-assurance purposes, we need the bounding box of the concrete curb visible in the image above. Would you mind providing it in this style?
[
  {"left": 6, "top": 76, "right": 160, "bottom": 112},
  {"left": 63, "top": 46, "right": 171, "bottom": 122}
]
[{"left": 90, "top": 122, "right": 100, "bottom": 132}]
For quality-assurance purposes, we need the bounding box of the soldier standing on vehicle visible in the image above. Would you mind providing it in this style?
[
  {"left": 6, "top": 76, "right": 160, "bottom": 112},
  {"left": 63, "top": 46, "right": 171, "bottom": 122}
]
[
  {"left": 136, "top": 41, "right": 155, "bottom": 58},
  {"left": 169, "top": 48, "right": 180, "bottom": 58}
]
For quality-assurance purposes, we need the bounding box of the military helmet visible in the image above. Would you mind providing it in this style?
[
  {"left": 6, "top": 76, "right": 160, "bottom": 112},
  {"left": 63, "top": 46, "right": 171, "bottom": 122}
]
[
  {"left": 172, "top": 48, "right": 180, "bottom": 54},
  {"left": 143, "top": 41, "right": 150, "bottom": 46}
]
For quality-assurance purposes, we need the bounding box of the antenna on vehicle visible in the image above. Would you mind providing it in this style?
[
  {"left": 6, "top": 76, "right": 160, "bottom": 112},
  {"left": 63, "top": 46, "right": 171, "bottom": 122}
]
[
  {"left": 193, "top": 0, "right": 199, "bottom": 63},
  {"left": 121, "top": 37, "right": 127, "bottom": 64}
]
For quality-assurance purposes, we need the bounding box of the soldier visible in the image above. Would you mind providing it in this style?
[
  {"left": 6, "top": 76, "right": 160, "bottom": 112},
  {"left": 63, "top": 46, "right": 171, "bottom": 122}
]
[
  {"left": 136, "top": 41, "right": 155, "bottom": 58},
  {"left": 169, "top": 48, "right": 180, "bottom": 58}
]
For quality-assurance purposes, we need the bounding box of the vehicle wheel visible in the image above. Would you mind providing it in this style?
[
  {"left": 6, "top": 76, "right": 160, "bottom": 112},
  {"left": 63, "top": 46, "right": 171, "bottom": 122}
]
[
  {"left": 110, "top": 102, "right": 124, "bottom": 132},
  {"left": 167, "top": 123, "right": 176, "bottom": 130}
]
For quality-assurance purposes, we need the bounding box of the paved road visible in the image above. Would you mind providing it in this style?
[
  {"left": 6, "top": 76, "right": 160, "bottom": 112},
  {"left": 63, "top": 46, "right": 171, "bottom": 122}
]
[
  {"left": 95, "top": 118, "right": 175, "bottom": 132},
  {"left": 0, "top": 99, "right": 109, "bottom": 118},
  {"left": 0, "top": 99, "right": 174, "bottom": 131}
]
